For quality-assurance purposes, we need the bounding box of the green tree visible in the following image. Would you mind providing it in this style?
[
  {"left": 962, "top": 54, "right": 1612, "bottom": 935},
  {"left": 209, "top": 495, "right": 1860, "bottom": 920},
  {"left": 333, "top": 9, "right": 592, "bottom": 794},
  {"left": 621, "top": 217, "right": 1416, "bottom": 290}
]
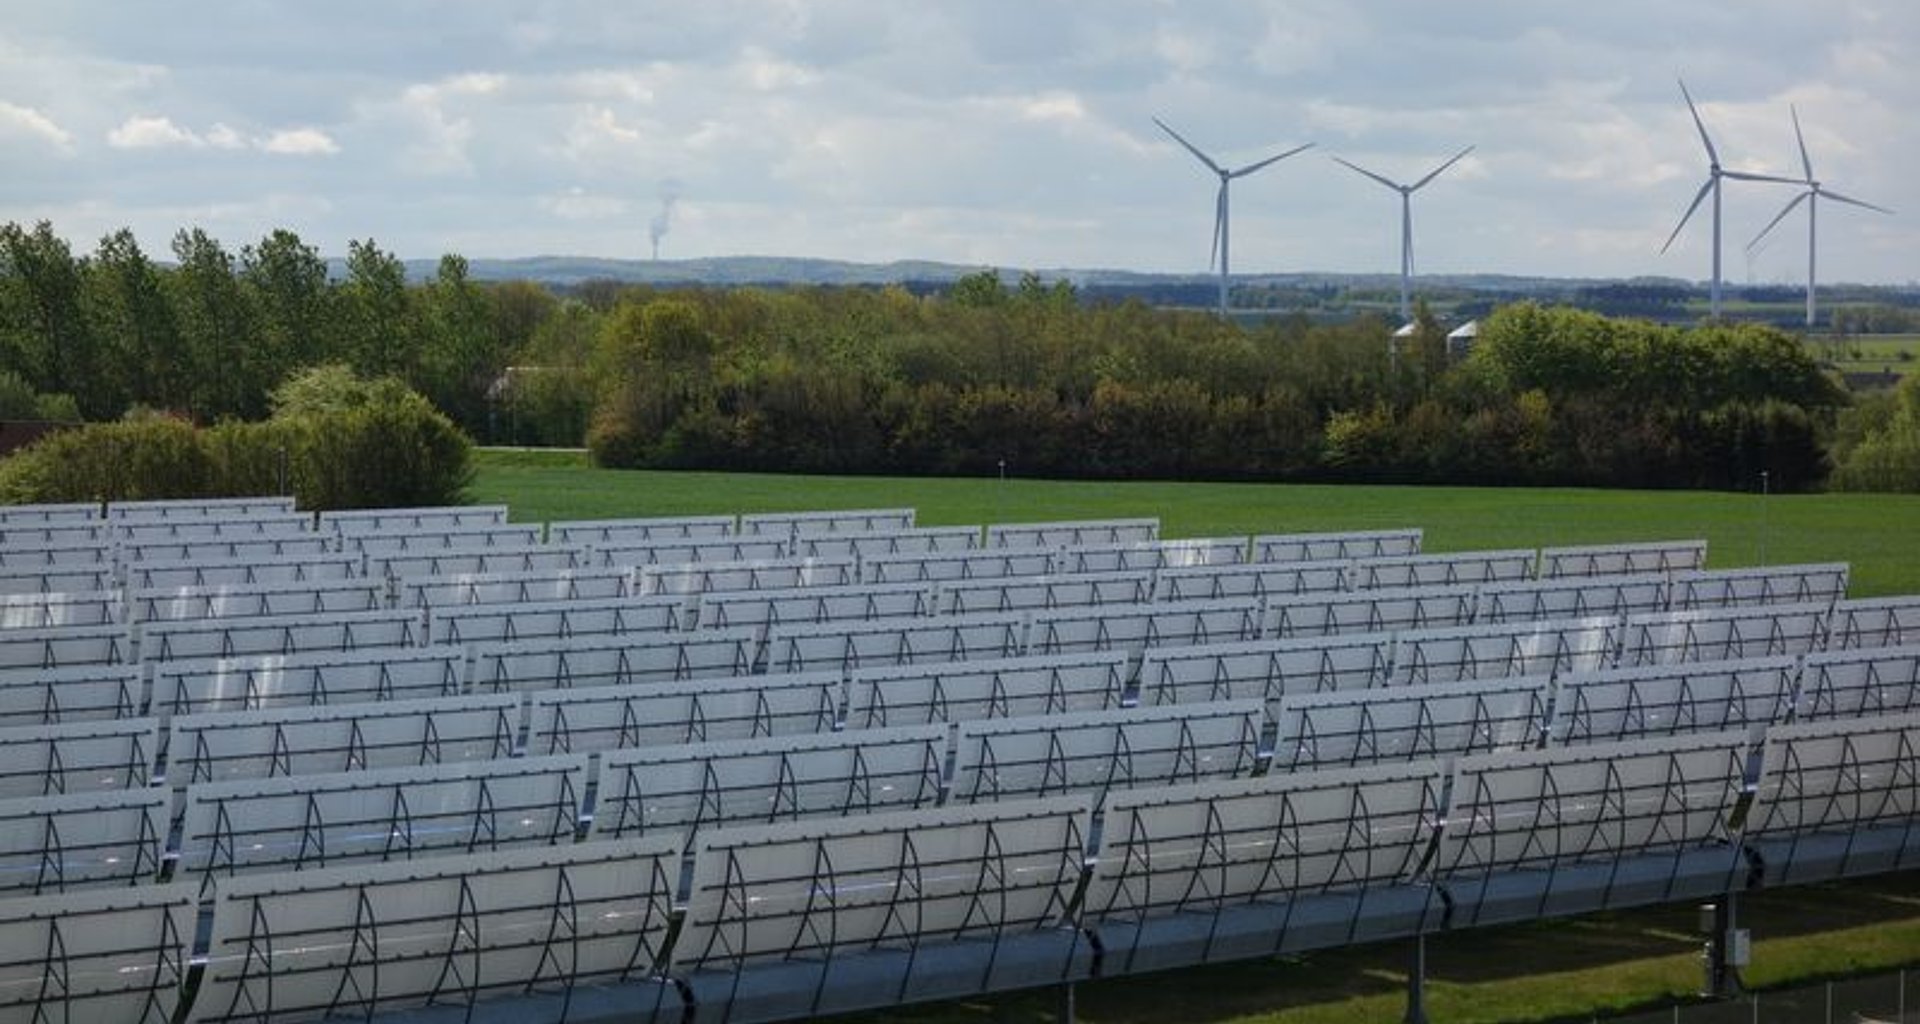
[
  {"left": 241, "top": 228, "right": 333, "bottom": 375},
  {"left": 338, "top": 238, "right": 418, "bottom": 382},
  {"left": 419, "top": 253, "right": 504, "bottom": 431},
  {"left": 170, "top": 227, "right": 265, "bottom": 419},
  {"left": 86, "top": 228, "right": 179, "bottom": 414},
  {"left": 0, "top": 221, "right": 100, "bottom": 413}
]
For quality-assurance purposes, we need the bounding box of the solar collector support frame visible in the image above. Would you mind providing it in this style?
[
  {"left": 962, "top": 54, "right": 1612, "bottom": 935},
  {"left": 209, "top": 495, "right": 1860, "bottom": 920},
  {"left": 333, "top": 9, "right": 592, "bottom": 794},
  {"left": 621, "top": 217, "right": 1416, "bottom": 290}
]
[
  {"left": 861, "top": 547, "right": 1056, "bottom": 584},
  {"left": 1388, "top": 616, "right": 1622, "bottom": 687},
  {"left": 672, "top": 796, "right": 1094, "bottom": 1024},
  {"left": 468, "top": 629, "right": 761, "bottom": 695},
  {"left": 1264, "top": 587, "right": 1474, "bottom": 639},
  {"left": 948, "top": 702, "right": 1265, "bottom": 806},
  {"left": 1434, "top": 732, "right": 1753, "bottom": 927},
  {"left": 1474, "top": 573, "right": 1670, "bottom": 624},
  {"left": 1548, "top": 656, "right": 1798, "bottom": 746},
  {"left": 161, "top": 693, "right": 519, "bottom": 788},
  {"left": 0, "top": 786, "right": 169, "bottom": 895},
  {"left": 845, "top": 651, "right": 1131, "bottom": 730},
  {"left": 1792, "top": 645, "right": 1920, "bottom": 721},
  {"left": 0, "top": 717, "right": 157, "bottom": 797},
  {"left": 1269, "top": 676, "right": 1550, "bottom": 772},
  {"left": 0, "top": 662, "right": 143, "bottom": 726},
  {"left": 1153, "top": 559, "right": 1350, "bottom": 602},
  {"left": 175, "top": 754, "right": 591, "bottom": 881},
  {"left": 0, "top": 588, "right": 121, "bottom": 629},
  {"left": 1826, "top": 595, "right": 1920, "bottom": 650},
  {"left": 1250, "top": 528, "right": 1422, "bottom": 563},
  {"left": 424, "top": 594, "right": 687, "bottom": 646},
  {"left": 0, "top": 883, "right": 194, "bottom": 1024},
  {"left": 397, "top": 566, "right": 637, "bottom": 610},
  {"left": 591, "top": 725, "right": 948, "bottom": 840},
  {"left": 1082, "top": 762, "right": 1447, "bottom": 975},
  {"left": 525, "top": 672, "right": 842, "bottom": 757},
  {"left": 138, "top": 607, "right": 424, "bottom": 663},
  {"left": 1744, "top": 712, "right": 1920, "bottom": 886},
  {"left": 1619, "top": 603, "right": 1832, "bottom": 667},
  {"left": 1025, "top": 598, "right": 1262, "bottom": 658},
  {"left": 148, "top": 645, "right": 467, "bottom": 717},
  {"left": 129, "top": 577, "right": 388, "bottom": 624},
  {"left": 1135, "top": 634, "right": 1397, "bottom": 709},
  {"left": 123, "top": 552, "right": 362, "bottom": 590},
  {"left": 985, "top": 518, "right": 1159, "bottom": 549},
  {"left": 191, "top": 836, "right": 682, "bottom": 1024},
  {"left": 935, "top": 570, "right": 1152, "bottom": 615}
]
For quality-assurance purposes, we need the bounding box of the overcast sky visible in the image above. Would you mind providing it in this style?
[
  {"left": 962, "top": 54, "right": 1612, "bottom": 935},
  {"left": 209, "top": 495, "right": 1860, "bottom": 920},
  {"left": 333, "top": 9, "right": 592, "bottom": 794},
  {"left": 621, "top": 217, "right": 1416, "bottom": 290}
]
[{"left": 1, "top": 2, "right": 1913, "bottom": 284}]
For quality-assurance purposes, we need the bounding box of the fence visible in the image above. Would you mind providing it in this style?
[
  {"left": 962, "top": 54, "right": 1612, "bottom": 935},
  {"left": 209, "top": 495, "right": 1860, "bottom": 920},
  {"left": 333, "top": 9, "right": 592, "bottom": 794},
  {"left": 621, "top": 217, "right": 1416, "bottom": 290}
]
[{"left": 1602, "top": 968, "right": 1917, "bottom": 1024}]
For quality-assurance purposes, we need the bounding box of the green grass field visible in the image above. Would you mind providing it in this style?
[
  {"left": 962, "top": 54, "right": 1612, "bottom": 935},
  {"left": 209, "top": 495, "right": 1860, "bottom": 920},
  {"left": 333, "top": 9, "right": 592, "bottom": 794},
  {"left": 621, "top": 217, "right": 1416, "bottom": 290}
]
[
  {"left": 471, "top": 449, "right": 1920, "bottom": 1023},
  {"left": 473, "top": 448, "right": 1920, "bottom": 596},
  {"left": 1816, "top": 333, "right": 1919, "bottom": 380}
]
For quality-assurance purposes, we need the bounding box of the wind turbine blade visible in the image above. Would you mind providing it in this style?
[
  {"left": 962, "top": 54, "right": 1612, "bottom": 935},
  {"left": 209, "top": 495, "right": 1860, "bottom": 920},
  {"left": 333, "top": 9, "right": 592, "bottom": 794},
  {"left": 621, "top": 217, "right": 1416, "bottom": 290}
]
[
  {"left": 1822, "top": 189, "right": 1893, "bottom": 215},
  {"left": 1410, "top": 145, "right": 1476, "bottom": 192},
  {"left": 1721, "top": 169, "right": 1806, "bottom": 185},
  {"left": 1678, "top": 78, "right": 1720, "bottom": 165},
  {"left": 1154, "top": 117, "right": 1224, "bottom": 174},
  {"left": 1209, "top": 183, "right": 1225, "bottom": 271},
  {"left": 1332, "top": 155, "right": 1403, "bottom": 192},
  {"left": 1747, "top": 191, "right": 1810, "bottom": 250},
  {"left": 1661, "top": 178, "right": 1715, "bottom": 254},
  {"left": 1790, "top": 105, "right": 1813, "bottom": 182},
  {"left": 1230, "top": 142, "right": 1314, "bottom": 178}
]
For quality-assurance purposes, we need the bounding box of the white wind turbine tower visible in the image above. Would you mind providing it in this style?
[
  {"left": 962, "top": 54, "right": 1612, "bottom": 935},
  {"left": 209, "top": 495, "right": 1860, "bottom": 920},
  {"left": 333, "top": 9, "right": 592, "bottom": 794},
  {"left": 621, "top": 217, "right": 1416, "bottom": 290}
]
[
  {"left": 1154, "top": 117, "right": 1312, "bottom": 320},
  {"left": 1661, "top": 79, "right": 1803, "bottom": 319},
  {"left": 1746, "top": 105, "right": 1892, "bottom": 330},
  {"left": 1331, "top": 145, "right": 1475, "bottom": 323}
]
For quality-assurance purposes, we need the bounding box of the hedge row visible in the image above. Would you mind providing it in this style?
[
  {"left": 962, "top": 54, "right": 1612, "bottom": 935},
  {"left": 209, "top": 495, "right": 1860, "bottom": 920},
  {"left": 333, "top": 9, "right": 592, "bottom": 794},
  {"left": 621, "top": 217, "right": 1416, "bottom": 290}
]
[{"left": 0, "top": 388, "right": 471, "bottom": 509}]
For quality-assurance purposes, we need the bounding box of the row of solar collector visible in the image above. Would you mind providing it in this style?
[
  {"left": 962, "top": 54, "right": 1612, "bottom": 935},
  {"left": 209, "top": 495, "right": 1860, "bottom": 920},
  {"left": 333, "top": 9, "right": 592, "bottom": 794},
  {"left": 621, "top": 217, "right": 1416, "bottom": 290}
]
[
  {"left": 0, "top": 553, "right": 1853, "bottom": 668},
  {"left": 7, "top": 641, "right": 1919, "bottom": 891},
  {"left": 3, "top": 503, "right": 1721, "bottom": 590},
  {"left": 0, "top": 552, "right": 1831, "bottom": 654},
  {"left": 11, "top": 704, "right": 1917, "bottom": 1024},
  {"left": 0, "top": 594, "right": 1912, "bottom": 735}
]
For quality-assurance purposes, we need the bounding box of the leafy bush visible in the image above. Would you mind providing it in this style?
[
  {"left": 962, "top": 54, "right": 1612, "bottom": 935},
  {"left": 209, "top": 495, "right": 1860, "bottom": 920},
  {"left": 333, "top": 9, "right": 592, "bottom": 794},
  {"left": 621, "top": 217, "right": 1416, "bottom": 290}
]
[
  {"left": 0, "top": 369, "right": 471, "bottom": 508},
  {"left": 1831, "top": 375, "right": 1920, "bottom": 493}
]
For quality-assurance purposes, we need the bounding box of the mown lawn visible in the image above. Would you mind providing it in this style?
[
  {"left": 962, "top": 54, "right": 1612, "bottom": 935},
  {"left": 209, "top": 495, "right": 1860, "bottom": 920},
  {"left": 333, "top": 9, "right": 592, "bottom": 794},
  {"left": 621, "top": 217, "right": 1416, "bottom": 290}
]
[
  {"left": 472, "top": 449, "right": 1920, "bottom": 596},
  {"left": 470, "top": 449, "right": 1920, "bottom": 1023}
]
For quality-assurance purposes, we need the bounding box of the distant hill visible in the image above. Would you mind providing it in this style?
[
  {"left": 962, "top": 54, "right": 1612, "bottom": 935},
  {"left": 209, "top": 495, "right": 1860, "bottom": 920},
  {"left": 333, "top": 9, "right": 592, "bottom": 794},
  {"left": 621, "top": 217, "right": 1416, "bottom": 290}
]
[
  {"left": 325, "top": 254, "right": 1918, "bottom": 329},
  {"left": 377, "top": 253, "right": 1652, "bottom": 293}
]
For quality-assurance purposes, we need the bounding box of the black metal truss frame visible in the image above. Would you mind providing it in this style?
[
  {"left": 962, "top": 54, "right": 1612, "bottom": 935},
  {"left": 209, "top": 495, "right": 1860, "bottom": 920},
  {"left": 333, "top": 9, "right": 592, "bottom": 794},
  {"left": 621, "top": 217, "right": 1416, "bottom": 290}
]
[
  {"left": 1274, "top": 687, "right": 1548, "bottom": 770},
  {"left": 150, "top": 652, "right": 464, "bottom": 717},
  {"left": 594, "top": 736, "right": 945, "bottom": 838},
  {"left": 953, "top": 713, "right": 1260, "bottom": 803},
  {"left": 848, "top": 657, "right": 1128, "bottom": 728},
  {"left": 198, "top": 848, "right": 676, "bottom": 1022}
]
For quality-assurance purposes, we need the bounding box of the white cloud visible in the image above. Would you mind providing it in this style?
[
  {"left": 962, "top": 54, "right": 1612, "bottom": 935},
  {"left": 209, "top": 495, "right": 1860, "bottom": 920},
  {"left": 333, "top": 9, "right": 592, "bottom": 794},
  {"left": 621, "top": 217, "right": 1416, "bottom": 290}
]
[
  {"left": 107, "top": 115, "right": 337, "bottom": 156},
  {"left": 107, "top": 114, "right": 203, "bottom": 149},
  {"left": 0, "top": 100, "right": 73, "bottom": 152},
  {"left": 259, "top": 127, "right": 338, "bottom": 155}
]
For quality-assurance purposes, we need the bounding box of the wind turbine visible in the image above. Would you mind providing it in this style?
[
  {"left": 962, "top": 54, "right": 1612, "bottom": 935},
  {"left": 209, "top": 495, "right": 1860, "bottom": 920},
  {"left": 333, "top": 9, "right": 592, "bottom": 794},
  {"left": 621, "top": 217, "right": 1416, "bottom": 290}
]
[
  {"left": 1154, "top": 117, "right": 1312, "bottom": 319},
  {"left": 1661, "top": 79, "right": 1802, "bottom": 319},
  {"left": 1746, "top": 105, "right": 1892, "bottom": 329},
  {"left": 1331, "top": 145, "right": 1475, "bottom": 323}
]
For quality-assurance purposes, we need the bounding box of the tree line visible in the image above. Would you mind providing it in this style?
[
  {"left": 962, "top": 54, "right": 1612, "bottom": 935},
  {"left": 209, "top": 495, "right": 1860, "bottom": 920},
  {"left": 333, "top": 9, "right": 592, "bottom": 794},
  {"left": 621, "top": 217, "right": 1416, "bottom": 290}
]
[
  {"left": 0, "top": 220, "right": 531, "bottom": 434},
  {"left": 2, "top": 220, "right": 1908, "bottom": 493}
]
